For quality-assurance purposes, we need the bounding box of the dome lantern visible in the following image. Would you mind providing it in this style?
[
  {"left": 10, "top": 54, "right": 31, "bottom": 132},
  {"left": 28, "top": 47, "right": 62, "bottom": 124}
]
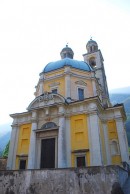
[{"left": 60, "top": 44, "right": 74, "bottom": 59}]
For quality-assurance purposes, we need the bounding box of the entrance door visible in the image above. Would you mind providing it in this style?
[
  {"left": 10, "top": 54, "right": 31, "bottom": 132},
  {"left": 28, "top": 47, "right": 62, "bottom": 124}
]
[{"left": 40, "top": 138, "right": 55, "bottom": 168}]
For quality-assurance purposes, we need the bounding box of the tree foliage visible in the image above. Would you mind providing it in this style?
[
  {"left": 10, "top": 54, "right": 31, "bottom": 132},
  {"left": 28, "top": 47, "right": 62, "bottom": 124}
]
[{"left": 2, "top": 141, "right": 10, "bottom": 158}]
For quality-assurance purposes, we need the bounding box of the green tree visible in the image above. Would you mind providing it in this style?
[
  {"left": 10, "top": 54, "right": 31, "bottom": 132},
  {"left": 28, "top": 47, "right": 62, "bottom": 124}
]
[{"left": 2, "top": 141, "right": 10, "bottom": 158}]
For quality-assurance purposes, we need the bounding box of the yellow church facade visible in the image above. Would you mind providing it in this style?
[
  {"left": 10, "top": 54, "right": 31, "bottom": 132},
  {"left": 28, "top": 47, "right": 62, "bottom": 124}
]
[{"left": 7, "top": 39, "right": 129, "bottom": 170}]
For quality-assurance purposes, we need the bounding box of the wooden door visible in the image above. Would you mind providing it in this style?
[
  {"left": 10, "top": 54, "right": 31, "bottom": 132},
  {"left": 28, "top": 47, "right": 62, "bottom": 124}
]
[{"left": 40, "top": 138, "right": 55, "bottom": 168}]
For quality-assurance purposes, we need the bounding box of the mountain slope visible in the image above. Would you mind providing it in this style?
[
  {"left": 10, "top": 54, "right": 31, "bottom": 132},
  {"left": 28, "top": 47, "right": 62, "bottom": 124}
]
[
  {"left": 110, "top": 86, "right": 130, "bottom": 94},
  {"left": 0, "top": 123, "right": 11, "bottom": 137},
  {"left": 0, "top": 123, "right": 11, "bottom": 156},
  {"left": 0, "top": 131, "right": 11, "bottom": 156},
  {"left": 109, "top": 91, "right": 130, "bottom": 146}
]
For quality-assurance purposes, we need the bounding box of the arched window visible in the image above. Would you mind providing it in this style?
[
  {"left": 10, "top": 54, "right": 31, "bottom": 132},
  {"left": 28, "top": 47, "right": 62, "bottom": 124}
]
[
  {"left": 110, "top": 140, "right": 119, "bottom": 155},
  {"left": 89, "top": 57, "right": 96, "bottom": 68},
  {"left": 41, "top": 122, "right": 57, "bottom": 130}
]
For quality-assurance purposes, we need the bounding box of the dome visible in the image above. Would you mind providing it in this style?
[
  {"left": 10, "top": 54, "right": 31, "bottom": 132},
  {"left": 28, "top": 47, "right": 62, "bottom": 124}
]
[{"left": 43, "top": 58, "right": 93, "bottom": 73}]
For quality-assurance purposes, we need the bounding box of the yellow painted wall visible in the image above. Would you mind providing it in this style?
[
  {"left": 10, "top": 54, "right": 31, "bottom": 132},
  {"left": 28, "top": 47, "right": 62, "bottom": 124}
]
[
  {"left": 112, "top": 155, "right": 121, "bottom": 164},
  {"left": 107, "top": 120, "right": 121, "bottom": 164},
  {"left": 45, "top": 69, "right": 64, "bottom": 78},
  {"left": 70, "top": 114, "right": 90, "bottom": 167},
  {"left": 99, "top": 121, "right": 107, "bottom": 165},
  {"left": 44, "top": 77, "right": 65, "bottom": 96},
  {"left": 71, "top": 76, "right": 94, "bottom": 99},
  {"left": 15, "top": 123, "right": 31, "bottom": 169},
  {"left": 71, "top": 68, "right": 91, "bottom": 77},
  {"left": 108, "top": 120, "right": 118, "bottom": 140}
]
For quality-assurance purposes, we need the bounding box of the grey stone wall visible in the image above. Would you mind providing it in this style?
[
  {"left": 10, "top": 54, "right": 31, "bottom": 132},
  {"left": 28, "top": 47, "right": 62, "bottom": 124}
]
[
  {"left": 0, "top": 166, "right": 128, "bottom": 194},
  {"left": 0, "top": 158, "right": 7, "bottom": 170}
]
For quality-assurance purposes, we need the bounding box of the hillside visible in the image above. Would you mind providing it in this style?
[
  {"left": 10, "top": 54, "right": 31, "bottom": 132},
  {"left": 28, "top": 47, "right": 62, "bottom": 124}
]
[
  {"left": 110, "top": 86, "right": 130, "bottom": 94},
  {"left": 0, "top": 123, "right": 11, "bottom": 156},
  {"left": 109, "top": 91, "right": 130, "bottom": 146},
  {"left": 0, "top": 131, "right": 11, "bottom": 156}
]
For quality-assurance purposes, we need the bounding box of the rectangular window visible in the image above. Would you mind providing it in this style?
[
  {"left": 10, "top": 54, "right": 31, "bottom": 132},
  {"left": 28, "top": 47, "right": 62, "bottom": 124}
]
[
  {"left": 19, "top": 159, "right": 26, "bottom": 169},
  {"left": 52, "top": 89, "right": 57, "bottom": 94},
  {"left": 78, "top": 88, "right": 84, "bottom": 100},
  {"left": 76, "top": 156, "right": 86, "bottom": 167}
]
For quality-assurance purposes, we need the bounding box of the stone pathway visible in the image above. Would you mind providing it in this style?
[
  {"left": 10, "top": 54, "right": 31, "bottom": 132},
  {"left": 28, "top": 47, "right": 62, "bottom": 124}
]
[{"left": 123, "top": 176, "right": 130, "bottom": 194}]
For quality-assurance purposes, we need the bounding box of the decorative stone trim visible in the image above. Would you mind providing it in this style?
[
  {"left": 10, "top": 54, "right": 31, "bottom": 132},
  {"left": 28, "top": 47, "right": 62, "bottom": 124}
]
[
  {"left": 16, "top": 154, "right": 28, "bottom": 157},
  {"left": 72, "top": 149, "right": 89, "bottom": 153},
  {"left": 34, "top": 128, "right": 58, "bottom": 133},
  {"left": 38, "top": 92, "right": 53, "bottom": 103},
  {"left": 75, "top": 80, "right": 87, "bottom": 86},
  {"left": 49, "top": 82, "right": 60, "bottom": 87}
]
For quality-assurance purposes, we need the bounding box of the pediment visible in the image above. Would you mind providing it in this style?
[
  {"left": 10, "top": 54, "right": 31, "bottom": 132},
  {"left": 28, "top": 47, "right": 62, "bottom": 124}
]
[
  {"left": 75, "top": 80, "right": 87, "bottom": 86},
  {"left": 27, "top": 92, "right": 66, "bottom": 110}
]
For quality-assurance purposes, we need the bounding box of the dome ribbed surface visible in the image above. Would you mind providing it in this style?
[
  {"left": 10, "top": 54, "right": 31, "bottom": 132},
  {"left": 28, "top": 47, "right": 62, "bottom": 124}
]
[{"left": 43, "top": 58, "right": 93, "bottom": 73}]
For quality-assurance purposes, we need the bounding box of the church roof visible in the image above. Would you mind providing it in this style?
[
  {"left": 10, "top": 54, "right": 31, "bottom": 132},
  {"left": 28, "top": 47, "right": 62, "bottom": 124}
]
[{"left": 43, "top": 58, "right": 93, "bottom": 73}]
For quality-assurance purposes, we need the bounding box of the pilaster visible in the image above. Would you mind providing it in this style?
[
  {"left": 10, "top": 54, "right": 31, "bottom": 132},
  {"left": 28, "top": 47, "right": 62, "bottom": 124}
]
[
  {"left": 64, "top": 67, "right": 71, "bottom": 99},
  {"left": 27, "top": 111, "right": 37, "bottom": 169},
  {"left": 58, "top": 106, "right": 66, "bottom": 167},
  {"left": 88, "top": 112, "right": 102, "bottom": 166},
  {"left": 65, "top": 117, "right": 71, "bottom": 167},
  {"left": 102, "top": 122, "right": 111, "bottom": 165},
  {"left": 7, "top": 124, "right": 19, "bottom": 170},
  {"left": 92, "top": 79, "right": 97, "bottom": 96},
  {"left": 116, "top": 118, "right": 129, "bottom": 163},
  {"left": 39, "top": 80, "right": 44, "bottom": 95}
]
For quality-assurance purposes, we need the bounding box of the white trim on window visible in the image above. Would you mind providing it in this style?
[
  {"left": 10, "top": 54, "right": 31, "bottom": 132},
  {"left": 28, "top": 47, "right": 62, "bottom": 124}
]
[
  {"left": 74, "top": 153, "right": 87, "bottom": 167},
  {"left": 110, "top": 139, "right": 120, "bottom": 155}
]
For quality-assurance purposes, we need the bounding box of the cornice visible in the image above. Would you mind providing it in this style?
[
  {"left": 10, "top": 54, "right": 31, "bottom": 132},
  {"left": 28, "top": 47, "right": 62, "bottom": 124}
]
[
  {"left": 11, "top": 121, "right": 32, "bottom": 127},
  {"left": 41, "top": 69, "right": 93, "bottom": 82},
  {"left": 10, "top": 111, "right": 31, "bottom": 118},
  {"left": 105, "top": 104, "right": 126, "bottom": 120},
  {"left": 65, "top": 109, "right": 98, "bottom": 118}
]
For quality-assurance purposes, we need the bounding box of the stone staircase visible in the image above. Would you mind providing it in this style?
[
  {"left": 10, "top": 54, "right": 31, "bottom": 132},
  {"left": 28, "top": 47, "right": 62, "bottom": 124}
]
[{"left": 123, "top": 176, "right": 130, "bottom": 194}]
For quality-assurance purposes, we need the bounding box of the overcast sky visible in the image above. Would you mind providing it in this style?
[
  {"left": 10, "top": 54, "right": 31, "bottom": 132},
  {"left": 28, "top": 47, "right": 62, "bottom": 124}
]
[{"left": 0, "top": 0, "right": 130, "bottom": 125}]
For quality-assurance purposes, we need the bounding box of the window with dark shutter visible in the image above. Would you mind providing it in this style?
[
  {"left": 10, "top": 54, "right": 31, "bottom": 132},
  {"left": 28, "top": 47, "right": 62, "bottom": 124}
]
[
  {"left": 76, "top": 156, "right": 86, "bottom": 167},
  {"left": 19, "top": 160, "right": 26, "bottom": 169},
  {"left": 78, "top": 88, "right": 84, "bottom": 100},
  {"left": 52, "top": 89, "right": 57, "bottom": 94}
]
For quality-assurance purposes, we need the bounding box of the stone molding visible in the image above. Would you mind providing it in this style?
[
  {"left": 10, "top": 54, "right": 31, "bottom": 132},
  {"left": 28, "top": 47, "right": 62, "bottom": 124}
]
[
  {"left": 38, "top": 92, "right": 53, "bottom": 103},
  {"left": 27, "top": 92, "right": 66, "bottom": 111},
  {"left": 49, "top": 82, "right": 60, "bottom": 87},
  {"left": 75, "top": 80, "right": 87, "bottom": 86},
  {"left": 41, "top": 71, "right": 92, "bottom": 82}
]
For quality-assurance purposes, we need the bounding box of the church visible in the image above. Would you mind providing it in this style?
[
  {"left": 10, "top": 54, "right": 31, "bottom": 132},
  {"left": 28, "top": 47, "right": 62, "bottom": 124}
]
[{"left": 7, "top": 39, "right": 129, "bottom": 170}]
